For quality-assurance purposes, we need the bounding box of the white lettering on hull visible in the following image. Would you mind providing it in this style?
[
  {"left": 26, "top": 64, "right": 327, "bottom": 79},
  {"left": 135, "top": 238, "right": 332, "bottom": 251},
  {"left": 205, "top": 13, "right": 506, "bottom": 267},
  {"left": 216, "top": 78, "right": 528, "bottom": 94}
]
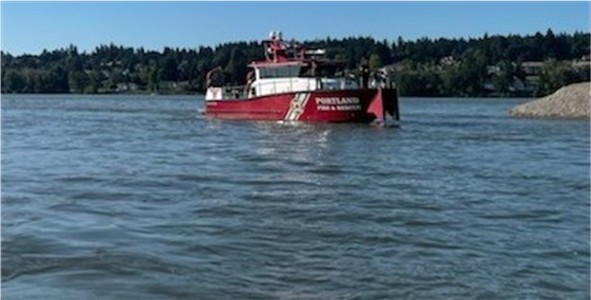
[{"left": 315, "top": 97, "right": 361, "bottom": 111}]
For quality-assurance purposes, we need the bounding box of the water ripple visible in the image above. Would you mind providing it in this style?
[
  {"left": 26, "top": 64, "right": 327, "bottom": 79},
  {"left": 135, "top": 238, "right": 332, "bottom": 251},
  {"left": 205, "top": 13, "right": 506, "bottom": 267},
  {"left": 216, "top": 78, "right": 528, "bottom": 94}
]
[{"left": 2, "top": 95, "right": 589, "bottom": 299}]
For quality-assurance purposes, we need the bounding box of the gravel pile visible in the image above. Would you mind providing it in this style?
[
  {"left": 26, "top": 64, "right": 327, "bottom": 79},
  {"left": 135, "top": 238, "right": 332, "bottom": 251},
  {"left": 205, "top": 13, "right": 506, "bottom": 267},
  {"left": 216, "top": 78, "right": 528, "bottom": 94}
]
[{"left": 509, "top": 82, "right": 590, "bottom": 119}]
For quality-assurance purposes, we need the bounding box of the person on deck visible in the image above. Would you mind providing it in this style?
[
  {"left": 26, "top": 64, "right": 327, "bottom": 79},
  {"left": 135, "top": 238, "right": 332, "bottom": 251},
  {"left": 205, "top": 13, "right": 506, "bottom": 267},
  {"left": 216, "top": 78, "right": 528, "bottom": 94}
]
[{"left": 360, "top": 58, "right": 370, "bottom": 89}]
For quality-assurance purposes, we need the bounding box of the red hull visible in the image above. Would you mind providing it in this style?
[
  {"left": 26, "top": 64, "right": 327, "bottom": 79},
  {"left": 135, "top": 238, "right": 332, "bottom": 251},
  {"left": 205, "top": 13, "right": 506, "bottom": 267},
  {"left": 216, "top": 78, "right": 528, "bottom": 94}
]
[{"left": 205, "top": 88, "right": 399, "bottom": 123}]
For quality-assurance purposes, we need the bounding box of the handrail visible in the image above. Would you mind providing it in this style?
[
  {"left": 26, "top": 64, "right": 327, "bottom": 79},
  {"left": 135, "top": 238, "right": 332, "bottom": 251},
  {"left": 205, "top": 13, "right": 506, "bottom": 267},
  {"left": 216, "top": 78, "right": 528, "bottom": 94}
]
[{"left": 212, "top": 76, "right": 365, "bottom": 100}]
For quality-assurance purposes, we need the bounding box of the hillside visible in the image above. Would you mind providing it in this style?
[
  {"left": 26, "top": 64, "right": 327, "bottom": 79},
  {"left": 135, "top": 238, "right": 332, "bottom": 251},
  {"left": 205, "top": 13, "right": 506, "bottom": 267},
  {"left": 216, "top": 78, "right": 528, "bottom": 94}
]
[{"left": 1, "top": 30, "right": 590, "bottom": 96}]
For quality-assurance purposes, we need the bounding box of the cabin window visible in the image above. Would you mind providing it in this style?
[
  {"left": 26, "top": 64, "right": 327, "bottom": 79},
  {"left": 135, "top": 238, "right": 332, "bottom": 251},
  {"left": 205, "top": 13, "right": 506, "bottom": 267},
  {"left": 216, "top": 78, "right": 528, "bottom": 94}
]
[{"left": 258, "top": 65, "right": 300, "bottom": 79}]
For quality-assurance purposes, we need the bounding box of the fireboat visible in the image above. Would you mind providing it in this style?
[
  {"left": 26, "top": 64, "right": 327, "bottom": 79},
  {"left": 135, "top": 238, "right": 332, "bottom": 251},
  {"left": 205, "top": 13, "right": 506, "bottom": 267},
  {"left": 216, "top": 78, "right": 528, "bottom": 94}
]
[{"left": 204, "top": 31, "right": 399, "bottom": 124}]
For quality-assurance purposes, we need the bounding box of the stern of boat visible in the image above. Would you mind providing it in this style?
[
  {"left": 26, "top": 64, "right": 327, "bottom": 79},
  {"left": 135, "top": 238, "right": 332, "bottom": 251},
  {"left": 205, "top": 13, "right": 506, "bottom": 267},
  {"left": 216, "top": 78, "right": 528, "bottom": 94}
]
[{"left": 366, "top": 88, "right": 400, "bottom": 125}]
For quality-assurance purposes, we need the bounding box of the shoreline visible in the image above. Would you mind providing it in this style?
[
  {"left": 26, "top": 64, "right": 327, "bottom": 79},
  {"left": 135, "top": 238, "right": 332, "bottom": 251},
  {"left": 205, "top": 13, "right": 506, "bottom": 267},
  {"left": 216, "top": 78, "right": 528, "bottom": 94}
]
[
  {"left": 0, "top": 92, "right": 534, "bottom": 99},
  {"left": 509, "top": 82, "right": 590, "bottom": 119}
]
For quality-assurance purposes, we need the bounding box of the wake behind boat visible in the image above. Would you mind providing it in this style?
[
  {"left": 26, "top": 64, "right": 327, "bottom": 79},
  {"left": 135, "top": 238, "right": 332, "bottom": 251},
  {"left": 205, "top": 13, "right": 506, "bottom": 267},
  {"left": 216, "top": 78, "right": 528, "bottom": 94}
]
[{"left": 204, "top": 31, "right": 399, "bottom": 124}]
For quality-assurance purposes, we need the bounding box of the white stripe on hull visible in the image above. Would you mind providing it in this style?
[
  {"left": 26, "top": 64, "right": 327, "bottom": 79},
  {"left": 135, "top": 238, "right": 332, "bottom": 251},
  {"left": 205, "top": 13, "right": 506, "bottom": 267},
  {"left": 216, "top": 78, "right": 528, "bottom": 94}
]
[{"left": 284, "top": 93, "right": 310, "bottom": 121}]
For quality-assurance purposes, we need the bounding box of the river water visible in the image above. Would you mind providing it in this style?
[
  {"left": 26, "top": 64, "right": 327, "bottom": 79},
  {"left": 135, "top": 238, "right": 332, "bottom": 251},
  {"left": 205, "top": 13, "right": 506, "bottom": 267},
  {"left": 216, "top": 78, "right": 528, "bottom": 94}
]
[{"left": 1, "top": 94, "right": 589, "bottom": 299}]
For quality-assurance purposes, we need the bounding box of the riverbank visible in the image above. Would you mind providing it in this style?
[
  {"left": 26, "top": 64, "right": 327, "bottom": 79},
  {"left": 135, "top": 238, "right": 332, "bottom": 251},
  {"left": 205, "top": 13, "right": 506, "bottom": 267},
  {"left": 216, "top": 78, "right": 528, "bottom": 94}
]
[{"left": 509, "top": 82, "right": 590, "bottom": 119}]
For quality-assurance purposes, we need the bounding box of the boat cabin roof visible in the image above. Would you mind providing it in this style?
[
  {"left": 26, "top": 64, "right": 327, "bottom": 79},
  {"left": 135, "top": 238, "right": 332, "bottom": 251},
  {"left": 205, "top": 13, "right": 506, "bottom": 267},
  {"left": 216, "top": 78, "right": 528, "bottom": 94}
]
[
  {"left": 248, "top": 61, "right": 305, "bottom": 68},
  {"left": 248, "top": 58, "right": 346, "bottom": 70}
]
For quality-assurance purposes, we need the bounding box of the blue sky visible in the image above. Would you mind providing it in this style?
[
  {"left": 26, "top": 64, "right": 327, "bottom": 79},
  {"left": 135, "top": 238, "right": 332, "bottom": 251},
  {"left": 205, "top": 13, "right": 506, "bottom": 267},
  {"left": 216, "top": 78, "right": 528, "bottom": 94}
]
[{"left": 1, "top": 1, "right": 590, "bottom": 55}]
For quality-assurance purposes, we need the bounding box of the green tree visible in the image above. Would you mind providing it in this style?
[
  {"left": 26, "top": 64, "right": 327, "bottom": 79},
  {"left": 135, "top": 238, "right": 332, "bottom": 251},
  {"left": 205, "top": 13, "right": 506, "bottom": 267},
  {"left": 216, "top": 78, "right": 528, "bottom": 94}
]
[
  {"left": 160, "top": 56, "right": 178, "bottom": 82},
  {"left": 47, "top": 66, "right": 69, "bottom": 93},
  {"left": 86, "top": 71, "right": 102, "bottom": 93},
  {"left": 440, "top": 61, "right": 462, "bottom": 96},
  {"left": 368, "top": 53, "right": 383, "bottom": 72},
  {"left": 68, "top": 71, "right": 88, "bottom": 93},
  {"left": 1, "top": 31, "right": 590, "bottom": 96},
  {"left": 3, "top": 70, "right": 26, "bottom": 93},
  {"left": 145, "top": 60, "right": 161, "bottom": 92},
  {"left": 493, "top": 60, "right": 516, "bottom": 96},
  {"left": 537, "top": 59, "right": 577, "bottom": 96},
  {"left": 226, "top": 47, "right": 247, "bottom": 85},
  {"left": 458, "top": 48, "right": 488, "bottom": 96}
]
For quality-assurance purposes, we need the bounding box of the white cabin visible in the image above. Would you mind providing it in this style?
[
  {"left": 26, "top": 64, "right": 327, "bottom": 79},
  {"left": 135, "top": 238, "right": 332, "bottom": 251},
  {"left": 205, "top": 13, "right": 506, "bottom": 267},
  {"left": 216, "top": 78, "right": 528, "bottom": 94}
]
[
  {"left": 205, "top": 31, "right": 363, "bottom": 101},
  {"left": 206, "top": 62, "right": 358, "bottom": 101}
]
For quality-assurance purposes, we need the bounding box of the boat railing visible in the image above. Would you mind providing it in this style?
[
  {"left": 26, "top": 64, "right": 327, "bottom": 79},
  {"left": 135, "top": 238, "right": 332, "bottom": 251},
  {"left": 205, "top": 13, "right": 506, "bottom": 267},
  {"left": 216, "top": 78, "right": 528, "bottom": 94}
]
[
  {"left": 254, "top": 77, "right": 359, "bottom": 96},
  {"left": 256, "top": 78, "right": 317, "bottom": 95},
  {"left": 214, "top": 76, "right": 364, "bottom": 100}
]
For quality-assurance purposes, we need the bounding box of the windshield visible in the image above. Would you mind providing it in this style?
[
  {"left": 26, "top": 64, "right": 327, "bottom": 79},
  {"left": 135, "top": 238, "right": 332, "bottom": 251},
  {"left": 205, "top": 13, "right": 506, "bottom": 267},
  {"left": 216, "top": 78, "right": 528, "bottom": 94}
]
[{"left": 258, "top": 65, "right": 301, "bottom": 79}]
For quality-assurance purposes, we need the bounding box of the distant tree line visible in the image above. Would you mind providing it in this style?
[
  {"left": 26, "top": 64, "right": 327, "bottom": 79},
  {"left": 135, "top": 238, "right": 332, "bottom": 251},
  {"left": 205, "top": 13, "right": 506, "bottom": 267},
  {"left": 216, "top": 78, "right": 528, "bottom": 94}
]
[{"left": 1, "top": 29, "right": 589, "bottom": 97}]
